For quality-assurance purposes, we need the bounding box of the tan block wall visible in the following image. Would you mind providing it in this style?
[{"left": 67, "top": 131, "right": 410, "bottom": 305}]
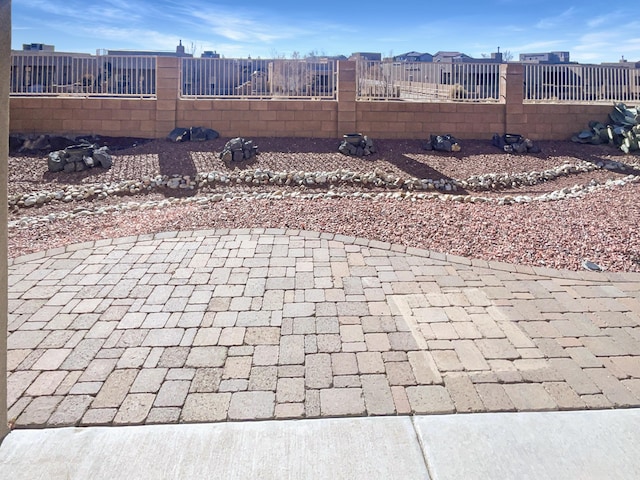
[
  {"left": 176, "top": 99, "right": 338, "bottom": 138},
  {"left": 6, "top": 59, "right": 619, "bottom": 142},
  {"left": 356, "top": 102, "right": 505, "bottom": 140},
  {"left": 11, "top": 96, "right": 614, "bottom": 141},
  {"left": 523, "top": 104, "right": 612, "bottom": 140},
  {"left": 10, "top": 97, "right": 158, "bottom": 138}
]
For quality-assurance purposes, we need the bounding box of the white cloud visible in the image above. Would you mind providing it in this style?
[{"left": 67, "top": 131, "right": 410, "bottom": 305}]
[
  {"left": 535, "top": 7, "right": 576, "bottom": 29},
  {"left": 586, "top": 11, "right": 629, "bottom": 28},
  {"left": 172, "top": 3, "right": 317, "bottom": 45},
  {"left": 73, "top": 25, "right": 181, "bottom": 51},
  {"left": 16, "top": 0, "right": 136, "bottom": 22}
]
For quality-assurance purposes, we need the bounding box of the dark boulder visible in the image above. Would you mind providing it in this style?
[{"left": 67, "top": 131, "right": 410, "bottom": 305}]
[
  {"left": 190, "top": 126, "right": 220, "bottom": 141},
  {"left": 424, "top": 134, "right": 461, "bottom": 152},
  {"left": 19, "top": 134, "right": 51, "bottom": 153},
  {"left": 168, "top": 126, "right": 220, "bottom": 142},
  {"left": 9, "top": 135, "right": 25, "bottom": 152},
  {"left": 167, "top": 127, "right": 190, "bottom": 142}
]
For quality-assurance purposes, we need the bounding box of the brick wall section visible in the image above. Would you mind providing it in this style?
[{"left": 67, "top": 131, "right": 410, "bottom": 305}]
[
  {"left": 9, "top": 97, "right": 156, "bottom": 138},
  {"left": 176, "top": 99, "right": 338, "bottom": 138},
  {"left": 7, "top": 60, "right": 620, "bottom": 141},
  {"left": 356, "top": 102, "right": 505, "bottom": 140},
  {"left": 523, "top": 104, "right": 612, "bottom": 140}
]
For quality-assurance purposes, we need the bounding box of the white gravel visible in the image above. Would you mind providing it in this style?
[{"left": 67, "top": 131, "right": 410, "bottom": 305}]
[{"left": 8, "top": 137, "right": 640, "bottom": 272}]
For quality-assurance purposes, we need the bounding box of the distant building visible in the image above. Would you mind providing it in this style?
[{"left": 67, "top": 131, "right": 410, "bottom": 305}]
[
  {"left": 393, "top": 51, "right": 433, "bottom": 62},
  {"left": 307, "top": 55, "right": 348, "bottom": 62},
  {"left": 519, "top": 51, "right": 571, "bottom": 64},
  {"left": 483, "top": 52, "right": 504, "bottom": 63},
  {"left": 202, "top": 51, "right": 221, "bottom": 58},
  {"left": 432, "top": 51, "right": 473, "bottom": 63},
  {"left": 349, "top": 52, "right": 381, "bottom": 61},
  {"left": 22, "top": 43, "right": 55, "bottom": 52},
  {"left": 601, "top": 56, "right": 640, "bottom": 68},
  {"left": 391, "top": 50, "right": 503, "bottom": 64},
  {"left": 106, "top": 41, "right": 193, "bottom": 58}
]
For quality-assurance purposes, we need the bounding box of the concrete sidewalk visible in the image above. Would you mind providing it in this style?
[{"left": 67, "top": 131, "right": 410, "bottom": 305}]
[{"left": 2, "top": 409, "right": 640, "bottom": 479}]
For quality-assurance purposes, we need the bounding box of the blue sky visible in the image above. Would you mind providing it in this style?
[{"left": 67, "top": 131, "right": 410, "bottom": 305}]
[{"left": 11, "top": 0, "right": 640, "bottom": 63}]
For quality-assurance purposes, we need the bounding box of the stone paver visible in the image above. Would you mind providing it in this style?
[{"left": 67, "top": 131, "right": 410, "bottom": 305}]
[
  {"left": 320, "top": 388, "right": 366, "bottom": 416},
  {"left": 228, "top": 391, "right": 275, "bottom": 420},
  {"left": 181, "top": 393, "right": 231, "bottom": 422},
  {"left": 6, "top": 229, "right": 640, "bottom": 427}
]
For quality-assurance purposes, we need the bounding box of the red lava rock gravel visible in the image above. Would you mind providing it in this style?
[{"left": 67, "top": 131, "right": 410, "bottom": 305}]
[{"left": 8, "top": 137, "right": 640, "bottom": 272}]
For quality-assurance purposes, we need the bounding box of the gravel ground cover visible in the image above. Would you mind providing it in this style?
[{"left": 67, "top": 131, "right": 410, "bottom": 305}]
[{"left": 8, "top": 136, "right": 640, "bottom": 272}]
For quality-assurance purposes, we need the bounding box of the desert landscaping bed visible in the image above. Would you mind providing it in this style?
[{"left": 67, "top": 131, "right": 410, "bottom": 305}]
[{"left": 8, "top": 137, "right": 640, "bottom": 272}]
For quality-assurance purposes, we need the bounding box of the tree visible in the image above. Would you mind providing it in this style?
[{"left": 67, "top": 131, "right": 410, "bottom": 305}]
[
  {"left": 480, "top": 50, "right": 514, "bottom": 62},
  {"left": 186, "top": 41, "right": 200, "bottom": 57}
]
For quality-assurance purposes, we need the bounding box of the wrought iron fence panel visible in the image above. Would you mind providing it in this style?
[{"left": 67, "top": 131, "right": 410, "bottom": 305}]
[
  {"left": 180, "top": 58, "right": 336, "bottom": 99},
  {"left": 356, "top": 60, "right": 501, "bottom": 102},
  {"left": 10, "top": 53, "right": 157, "bottom": 97},
  {"left": 524, "top": 64, "right": 640, "bottom": 103}
]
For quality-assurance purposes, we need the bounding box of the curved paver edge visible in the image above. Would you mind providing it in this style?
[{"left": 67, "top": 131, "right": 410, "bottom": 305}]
[{"left": 8, "top": 227, "right": 640, "bottom": 283}]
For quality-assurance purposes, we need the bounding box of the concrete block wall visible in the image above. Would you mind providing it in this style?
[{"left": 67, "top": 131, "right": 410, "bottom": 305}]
[
  {"left": 356, "top": 102, "right": 505, "bottom": 140},
  {"left": 8, "top": 61, "right": 618, "bottom": 141},
  {"left": 176, "top": 99, "right": 338, "bottom": 138},
  {"left": 523, "top": 104, "right": 612, "bottom": 140},
  {"left": 10, "top": 97, "right": 157, "bottom": 138}
]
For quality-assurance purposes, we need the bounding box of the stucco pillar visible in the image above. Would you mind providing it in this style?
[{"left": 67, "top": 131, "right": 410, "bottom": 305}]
[
  {"left": 337, "top": 60, "right": 357, "bottom": 135},
  {"left": 500, "top": 63, "right": 526, "bottom": 134},
  {"left": 0, "top": 0, "right": 11, "bottom": 443},
  {"left": 155, "top": 56, "right": 180, "bottom": 138}
]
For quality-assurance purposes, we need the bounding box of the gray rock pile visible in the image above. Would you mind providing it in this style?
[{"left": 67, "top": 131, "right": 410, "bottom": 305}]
[
  {"left": 48, "top": 143, "right": 112, "bottom": 173},
  {"left": 220, "top": 137, "right": 259, "bottom": 163},
  {"left": 492, "top": 133, "right": 541, "bottom": 154},
  {"left": 423, "top": 134, "right": 461, "bottom": 152},
  {"left": 338, "top": 134, "right": 376, "bottom": 157}
]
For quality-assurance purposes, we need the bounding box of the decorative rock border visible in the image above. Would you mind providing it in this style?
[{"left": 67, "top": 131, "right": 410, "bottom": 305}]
[
  {"left": 10, "top": 158, "right": 639, "bottom": 212},
  {"left": 9, "top": 172, "right": 640, "bottom": 229}
]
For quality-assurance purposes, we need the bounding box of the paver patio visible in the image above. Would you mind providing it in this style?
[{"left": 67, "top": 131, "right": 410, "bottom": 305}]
[{"left": 6, "top": 228, "right": 640, "bottom": 427}]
